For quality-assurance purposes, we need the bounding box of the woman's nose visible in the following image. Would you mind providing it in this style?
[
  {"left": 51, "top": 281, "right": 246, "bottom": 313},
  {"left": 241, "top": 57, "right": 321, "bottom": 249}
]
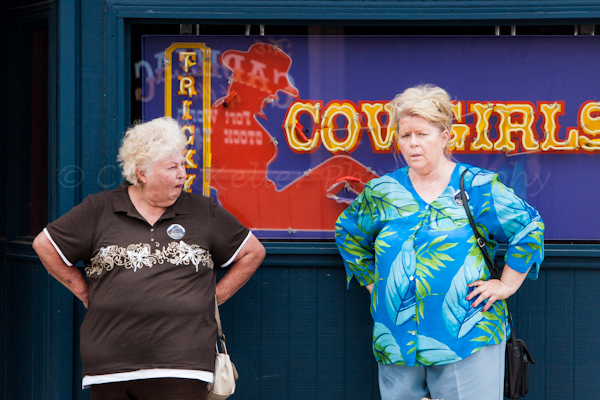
[{"left": 409, "top": 134, "right": 419, "bottom": 146}]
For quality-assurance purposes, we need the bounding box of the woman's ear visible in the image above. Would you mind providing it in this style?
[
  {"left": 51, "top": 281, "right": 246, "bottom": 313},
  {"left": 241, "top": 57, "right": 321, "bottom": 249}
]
[
  {"left": 136, "top": 167, "right": 147, "bottom": 184},
  {"left": 441, "top": 129, "right": 450, "bottom": 148}
]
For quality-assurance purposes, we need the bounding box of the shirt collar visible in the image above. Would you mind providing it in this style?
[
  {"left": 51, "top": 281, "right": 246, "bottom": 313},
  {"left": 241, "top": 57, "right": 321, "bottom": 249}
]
[{"left": 112, "top": 181, "right": 190, "bottom": 221}]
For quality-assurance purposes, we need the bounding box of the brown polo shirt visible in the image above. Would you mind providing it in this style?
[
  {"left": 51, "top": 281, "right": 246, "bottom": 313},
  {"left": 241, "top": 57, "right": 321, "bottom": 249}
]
[{"left": 44, "top": 182, "right": 250, "bottom": 377}]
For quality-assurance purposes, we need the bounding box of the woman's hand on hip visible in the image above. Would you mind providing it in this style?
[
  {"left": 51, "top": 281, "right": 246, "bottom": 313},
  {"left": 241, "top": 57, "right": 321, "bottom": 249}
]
[
  {"left": 365, "top": 283, "right": 374, "bottom": 294},
  {"left": 466, "top": 279, "right": 512, "bottom": 312},
  {"left": 466, "top": 263, "right": 530, "bottom": 312}
]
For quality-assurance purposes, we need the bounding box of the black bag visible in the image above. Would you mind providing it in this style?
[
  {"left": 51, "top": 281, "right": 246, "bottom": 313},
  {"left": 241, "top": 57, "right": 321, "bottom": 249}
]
[
  {"left": 459, "top": 169, "right": 534, "bottom": 399},
  {"left": 505, "top": 338, "right": 534, "bottom": 399}
]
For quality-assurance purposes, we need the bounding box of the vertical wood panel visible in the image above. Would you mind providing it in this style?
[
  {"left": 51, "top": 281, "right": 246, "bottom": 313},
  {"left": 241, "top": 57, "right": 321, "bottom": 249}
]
[
  {"left": 344, "top": 283, "right": 375, "bottom": 399},
  {"left": 289, "top": 268, "right": 318, "bottom": 400},
  {"left": 81, "top": 0, "right": 109, "bottom": 195},
  {"left": 73, "top": 298, "right": 91, "bottom": 400},
  {"left": 509, "top": 270, "right": 547, "bottom": 399},
  {"left": 316, "top": 267, "right": 346, "bottom": 399},
  {"left": 260, "top": 267, "right": 290, "bottom": 400},
  {"left": 222, "top": 268, "right": 262, "bottom": 399},
  {"left": 3, "top": 260, "right": 57, "bottom": 399},
  {"left": 574, "top": 270, "right": 600, "bottom": 398},
  {"left": 545, "top": 269, "right": 575, "bottom": 400},
  {"left": 0, "top": 258, "right": 4, "bottom": 399}
]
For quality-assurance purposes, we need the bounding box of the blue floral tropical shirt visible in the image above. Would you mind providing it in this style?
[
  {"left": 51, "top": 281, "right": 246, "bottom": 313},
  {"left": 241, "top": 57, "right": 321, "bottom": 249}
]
[{"left": 335, "top": 163, "right": 544, "bottom": 367}]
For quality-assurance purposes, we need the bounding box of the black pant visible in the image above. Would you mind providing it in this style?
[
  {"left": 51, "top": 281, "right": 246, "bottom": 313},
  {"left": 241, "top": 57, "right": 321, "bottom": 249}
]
[{"left": 90, "top": 378, "right": 208, "bottom": 400}]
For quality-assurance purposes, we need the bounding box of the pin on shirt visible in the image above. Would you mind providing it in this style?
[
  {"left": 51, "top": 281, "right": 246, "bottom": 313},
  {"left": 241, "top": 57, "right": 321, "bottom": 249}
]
[
  {"left": 167, "top": 224, "right": 186, "bottom": 240},
  {"left": 453, "top": 189, "right": 468, "bottom": 207}
]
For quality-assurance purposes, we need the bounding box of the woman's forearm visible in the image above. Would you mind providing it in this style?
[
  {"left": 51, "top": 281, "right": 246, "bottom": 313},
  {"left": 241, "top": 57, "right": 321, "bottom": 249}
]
[
  {"left": 215, "top": 234, "right": 265, "bottom": 305},
  {"left": 32, "top": 232, "right": 89, "bottom": 308},
  {"left": 499, "top": 263, "right": 530, "bottom": 297}
]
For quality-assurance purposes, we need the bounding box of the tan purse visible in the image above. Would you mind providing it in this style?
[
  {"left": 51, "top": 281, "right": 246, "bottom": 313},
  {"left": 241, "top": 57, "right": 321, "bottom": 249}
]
[{"left": 207, "top": 298, "right": 239, "bottom": 400}]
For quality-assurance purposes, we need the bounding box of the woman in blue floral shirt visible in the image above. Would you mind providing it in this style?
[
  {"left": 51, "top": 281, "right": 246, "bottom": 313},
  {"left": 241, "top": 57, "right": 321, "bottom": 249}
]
[{"left": 335, "top": 85, "right": 544, "bottom": 400}]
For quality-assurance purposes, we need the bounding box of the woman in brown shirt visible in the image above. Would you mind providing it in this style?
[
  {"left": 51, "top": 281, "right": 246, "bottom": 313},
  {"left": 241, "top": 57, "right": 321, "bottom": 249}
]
[{"left": 33, "top": 117, "right": 265, "bottom": 400}]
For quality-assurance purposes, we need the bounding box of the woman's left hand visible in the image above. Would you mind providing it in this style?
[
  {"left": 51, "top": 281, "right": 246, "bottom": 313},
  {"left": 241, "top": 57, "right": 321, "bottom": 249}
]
[
  {"left": 466, "top": 263, "right": 530, "bottom": 312},
  {"left": 466, "top": 279, "right": 512, "bottom": 312}
]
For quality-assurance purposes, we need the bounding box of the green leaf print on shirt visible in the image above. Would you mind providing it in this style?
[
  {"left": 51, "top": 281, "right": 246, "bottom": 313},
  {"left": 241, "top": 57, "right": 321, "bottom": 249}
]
[
  {"left": 466, "top": 227, "right": 497, "bottom": 265},
  {"left": 386, "top": 240, "right": 417, "bottom": 327},
  {"left": 375, "top": 226, "right": 396, "bottom": 256},
  {"left": 337, "top": 230, "right": 375, "bottom": 285},
  {"left": 442, "top": 254, "right": 487, "bottom": 338},
  {"left": 491, "top": 175, "right": 539, "bottom": 238},
  {"left": 415, "top": 335, "right": 462, "bottom": 366},
  {"left": 470, "top": 301, "right": 506, "bottom": 352},
  {"left": 512, "top": 243, "right": 539, "bottom": 264},
  {"left": 415, "top": 235, "right": 457, "bottom": 279},
  {"left": 429, "top": 189, "right": 469, "bottom": 231},
  {"left": 373, "top": 322, "right": 404, "bottom": 364},
  {"left": 371, "top": 266, "right": 383, "bottom": 314},
  {"left": 369, "top": 176, "right": 419, "bottom": 221},
  {"left": 412, "top": 235, "right": 457, "bottom": 323}
]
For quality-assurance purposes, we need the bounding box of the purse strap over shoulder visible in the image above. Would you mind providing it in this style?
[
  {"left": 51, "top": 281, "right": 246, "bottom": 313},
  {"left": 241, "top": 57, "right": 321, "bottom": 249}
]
[
  {"left": 215, "top": 295, "right": 223, "bottom": 337},
  {"left": 459, "top": 169, "right": 498, "bottom": 279},
  {"left": 459, "top": 169, "right": 516, "bottom": 342},
  {"left": 214, "top": 295, "right": 228, "bottom": 355}
]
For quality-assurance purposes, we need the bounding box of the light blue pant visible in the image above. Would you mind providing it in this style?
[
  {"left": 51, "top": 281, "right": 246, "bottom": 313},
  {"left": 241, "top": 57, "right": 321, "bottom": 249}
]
[{"left": 378, "top": 339, "right": 506, "bottom": 400}]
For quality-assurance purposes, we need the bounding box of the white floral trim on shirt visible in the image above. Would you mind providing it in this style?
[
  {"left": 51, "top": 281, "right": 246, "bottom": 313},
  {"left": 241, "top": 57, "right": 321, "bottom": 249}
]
[{"left": 86, "top": 241, "right": 214, "bottom": 276}]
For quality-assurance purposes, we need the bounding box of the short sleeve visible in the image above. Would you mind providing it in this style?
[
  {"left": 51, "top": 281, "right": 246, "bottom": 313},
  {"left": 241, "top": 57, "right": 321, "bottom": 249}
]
[
  {"left": 476, "top": 173, "right": 545, "bottom": 280},
  {"left": 335, "top": 182, "right": 380, "bottom": 289},
  {"left": 209, "top": 200, "right": 250, "bottom": 267},
  {"left": 45, "top": 195, "right": 96, "bottom": 265}
]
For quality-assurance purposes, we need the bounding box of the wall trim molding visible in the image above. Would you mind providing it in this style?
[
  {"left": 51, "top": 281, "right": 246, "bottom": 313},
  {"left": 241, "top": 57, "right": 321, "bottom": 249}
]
[
  {"left": 4, "top": 239, "right": 598, "bottom": 267},
  {"left": 106, "top": 1, "right": 600, "bottom": 23}
]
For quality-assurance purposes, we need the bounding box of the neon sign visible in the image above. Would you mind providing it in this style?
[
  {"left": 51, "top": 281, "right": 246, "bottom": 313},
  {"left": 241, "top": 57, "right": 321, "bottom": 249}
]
[
  {"left": 142, "top": 35, "right": 600, "bottom": 240},
  {"left": 283, "top": 100, "right": 600, "bottom": 155}
]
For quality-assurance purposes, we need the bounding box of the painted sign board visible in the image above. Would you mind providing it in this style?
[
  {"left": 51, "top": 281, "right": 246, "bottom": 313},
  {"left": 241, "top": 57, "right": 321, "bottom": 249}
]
[{"left": 141, "top": 35, "right": 600, "bottom": 240}]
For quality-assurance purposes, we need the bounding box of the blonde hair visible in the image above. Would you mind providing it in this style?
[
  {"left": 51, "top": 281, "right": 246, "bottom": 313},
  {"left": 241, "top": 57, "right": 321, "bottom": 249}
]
[
  {"left": 117, "top": 117, "right": 187, "bottom": 186},
  {"left": 389, "top": 84, "right": 454, "bottom": 158}
]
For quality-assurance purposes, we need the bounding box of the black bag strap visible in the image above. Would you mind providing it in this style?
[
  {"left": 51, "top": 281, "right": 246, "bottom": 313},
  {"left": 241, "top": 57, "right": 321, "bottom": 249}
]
[{"left": 459, "top": 169, "right": 516, "bottom": 344}]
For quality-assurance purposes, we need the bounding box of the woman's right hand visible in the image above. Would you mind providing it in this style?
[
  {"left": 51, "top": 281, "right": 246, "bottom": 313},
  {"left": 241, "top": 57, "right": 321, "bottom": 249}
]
[{"left": 365, "top": 283, "right": 374, "bottom": 294}]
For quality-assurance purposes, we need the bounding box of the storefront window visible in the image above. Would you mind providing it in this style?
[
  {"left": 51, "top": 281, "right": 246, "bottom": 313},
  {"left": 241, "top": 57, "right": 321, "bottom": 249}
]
[{"left": 132, "top": 25, "right": 600, "bottom": 241}]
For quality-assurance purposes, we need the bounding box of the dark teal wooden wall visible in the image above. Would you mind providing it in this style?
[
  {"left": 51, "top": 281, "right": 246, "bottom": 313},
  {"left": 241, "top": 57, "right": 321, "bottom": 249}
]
[{"left": 2, "top": 1, "right": 600, "bottom": 400}]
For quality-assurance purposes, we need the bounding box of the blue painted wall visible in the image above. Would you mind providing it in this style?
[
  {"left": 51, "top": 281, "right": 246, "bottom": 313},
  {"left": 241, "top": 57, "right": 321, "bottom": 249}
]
[{"left": 2, "top": 1, "right": 600, "bottom": 399}]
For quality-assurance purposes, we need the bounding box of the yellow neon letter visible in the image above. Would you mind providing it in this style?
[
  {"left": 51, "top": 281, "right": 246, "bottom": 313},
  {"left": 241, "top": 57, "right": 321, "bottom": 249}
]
[
  {"left": 539, "top": 102, "right": 577, "bottom": 151},
  {"left": 283, "top": 101, "right": 321, "bottom": 153},
  {"left": 469, "top": 103, "right": 495, "bottom": 151},
  {"left": 178, "top": 51, "right": 197, "bottom": 72},
  {"left": 321, "top": 102, "right": 361, "bottom": 153},
  {"left": 185, "top": 149, "right": 198, "bottom": 169},
  {"left": 361, "top": 102, "right": 395, "bottom": 152},
  {"left": 578, "top": 101, "right": 600, "bottom": 151},
  {"left": 494, "top": 103, "right": 539, "bottom": 153},
  {"left": 178, "top": 76, "right": 197, "bottom": 97},
  {"left": 448, "top": 102, "right": 470, "bottom": 152},
  {"left": 182, "top": 125, "right": 195, "bottom": 145},
  {"left": 182, "top": 100, "right": 193, "bottom": 120},
  {"left": 382, "top": 103, "right": 402, "bottom": 152},
  {"left": 184, "top": 174, "right": 196, "bottom": 193}
]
